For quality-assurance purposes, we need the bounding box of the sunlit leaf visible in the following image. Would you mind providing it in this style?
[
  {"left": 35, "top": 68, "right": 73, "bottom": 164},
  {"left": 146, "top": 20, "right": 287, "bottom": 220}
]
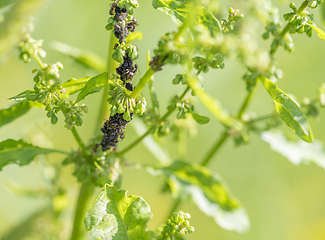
[
  {"left": 186, "top": 73, "right": 242, "bottom": 130},
  {"left": 75, "top": 72, "right": 108, "bottom": 103},
  {"left": 58, "top": 77, "right": 92, "bottom": 99},
  {"left": 152, "top": 0, "right": 221, "bottom": 37},
  {"left": 51, "top": 41, "right": 106, "bottom": 72},
  {"left": 260, "top": 75, "right": 313, "bottom": 142},
  {"left": 306, "top": 21, "right": 325, "bottom": 40},
  {"left": 0, "top": 0, "right": 44, "bottom": 57},
  {"left": 0, "top": 139, "right": 67, "bottom": 170},
  {"left": 0, "top": 101, "right": 31, "bottom": 128},
  {"left": 148, "top": 161, "right": 250, "bottom": 233},
  {"left": 189, "top": 109, "right": 210, "bottom": 124},
  {"left": 262, "top": 130, "right": 325, "bottom": 170},
  {"left": 85, "top": 184, "right": 152, "bottom": 240}
]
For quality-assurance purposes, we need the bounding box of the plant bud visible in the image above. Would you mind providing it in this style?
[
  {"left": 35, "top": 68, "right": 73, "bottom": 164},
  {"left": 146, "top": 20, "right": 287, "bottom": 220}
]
[{"left": 51, "top": 114, "right": 58, "bottom": 124}]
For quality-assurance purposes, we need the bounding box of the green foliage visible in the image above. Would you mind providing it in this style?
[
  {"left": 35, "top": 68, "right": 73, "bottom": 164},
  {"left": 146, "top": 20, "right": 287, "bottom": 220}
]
[
  {"left": 261, "top": 75, "right": 314, "bottom": 142},
  {"left": 0, "top": 139, "right": 66, "bottom": 170},
  {"left": 75, "top": 72, "right": 109, "bottom": 103},
  {"left": 85, "top": 184, "right": 152, "bottom": 240},
  {"left": 149, "top": 161, "right": 250, "bottom": 232},
  {"left": 0, "top": 101, "right": 31, "bottom": 128}
]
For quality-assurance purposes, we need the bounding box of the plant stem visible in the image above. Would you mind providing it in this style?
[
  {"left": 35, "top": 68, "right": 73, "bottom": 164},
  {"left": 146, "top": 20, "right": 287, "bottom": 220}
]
[
  {"left": 237, "top": 80, "right": 261, "bottom": 120},
  {"left": 200, "top": 131, "right": 229, "bottom": 166},
  {"left": 94, "top": 33, "right": 119, "bottom": 136},
  {"left": 71, "top": 126, "right": 87, "bottom": 154},
  {"left": 70, "top": 32, "right": 117, "bottom": 240},
  {"left": 130, "top": 68, "right": 155, "bottom": 99},
  {"left": 117, "top": 86, "right": 190, "bottom": 155},
  {"left": 70, "top": 183, "right": 94, "bottom": 240}
]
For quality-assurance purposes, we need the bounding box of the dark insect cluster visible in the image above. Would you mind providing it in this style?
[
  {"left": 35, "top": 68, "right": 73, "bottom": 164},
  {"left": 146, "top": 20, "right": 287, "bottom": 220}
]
[{"left": 100, "top": 1, "right": 139, "bottom": 152}]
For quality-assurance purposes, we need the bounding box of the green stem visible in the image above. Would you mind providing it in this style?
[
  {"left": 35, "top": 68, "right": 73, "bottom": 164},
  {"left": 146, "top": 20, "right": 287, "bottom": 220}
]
[
  {"left": 117, "top": 86, "right": 190, "bottom": 155},
  {"left": 33, "top": 54, "right": 45, "bottom": 69},
  {"left": 200, "top": 131, "right": 229, "bottom": 166},
  {"left": 70, "top": 32, "right": 117, "bottom": 240},
  {"left": 71, "top": 126, "right": 87, "bottom": 154},
  {"left": 70, "top": 183, "right": 94, "bottom": 240},
  {"left": 237, "top": 80, "right": 261, "bottom": 120},
  {"left": 130, "top": 68, "right": 155, "bottom": 99},
  {"left": 94, "top": 32, "right": 118, "bottom": 136},
  {"left": 248, "top": 113, "right": 276, "bottom": 123},
  {"left": 165, "top": 198, "right": 182, "bottom": 221}
]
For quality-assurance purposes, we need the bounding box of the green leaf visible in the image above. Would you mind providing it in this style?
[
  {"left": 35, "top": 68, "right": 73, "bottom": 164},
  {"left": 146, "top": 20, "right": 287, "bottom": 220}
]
[
  {"left": 148, "top": 161, "right": 250, "bottom": 233},
  {"left": 189, "top": 109, "right": 210, "bottom": 124},
  {"left": 152, "top": 0, "right": 222, "bottom": 37},
  {"left": 75, "top": 72, "right": 108, "bottom": 103},
  {"left": 261, "top": 75, "right": 313, "bottom": 142},
  {"left": 50, "top": 41, "right": 106, "bottom": 72},
  {"left": 9, "top": 89, "right": 41, "bottom": 102},
  {"left": 321, "top": 3, "right": 325, "bottom": 24},
  {"left": 125, "top": 31, "right": 143, "bottom": 43},
  {"left": 306, "top": 21, "right": 325, "bottom": 40},
  {"left": 262, "top": 130, "right": 325, "bottom": 169},
  {"left": 85, "top": 184, "right": 153, "bottom": 240},
  {"left": 0, "top": 101, "right": 31, "bottom": 128},
  {"left": 186, "top": 73, "right": 242, "bottom": 131},
  {"left": 59, "top": 77, "right": 92, "bottom": 99},
  {"left": 0, "top": 0, "right": 44, "bottom": 57},
  {"left": 0, "top": 139, "right": 67, "bottom": 170}
]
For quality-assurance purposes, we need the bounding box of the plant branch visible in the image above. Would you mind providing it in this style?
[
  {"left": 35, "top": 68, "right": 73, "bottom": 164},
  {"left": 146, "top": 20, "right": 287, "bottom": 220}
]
[
  {"left": 130, "top": 67, "right": 156, "bottom": 99},
  {"left": 117, "top": 86, "right": 190, "bottom": 156},
  {"left": 270, "top": 0, "right": 309, "bottom": 55}
]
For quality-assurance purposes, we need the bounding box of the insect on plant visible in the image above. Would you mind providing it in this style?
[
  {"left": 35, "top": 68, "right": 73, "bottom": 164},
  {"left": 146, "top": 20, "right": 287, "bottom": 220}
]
[{"left": 0, "top": 0, "right": 325, "bottom": 239}]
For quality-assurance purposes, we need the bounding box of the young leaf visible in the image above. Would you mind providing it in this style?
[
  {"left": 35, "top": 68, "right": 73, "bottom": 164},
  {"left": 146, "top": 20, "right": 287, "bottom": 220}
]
[
  {"left": 85, "top": 184, "right": 153, "bottom": 240},
  {"left": 260, "top": 75, "right": 313, "bottom": 142},
  {"left": 152, "top": 0, "right": 222, "bottom": 37},
  {"left": 148, "top": 161, "right": 250, "bottom": 233},
  {"left": 0, "top": 139, "right": 67, "bottom": 170},
  {"left": 186, "top": 73, "right": 242, "bottom": 130},
  {"left": 0, "top": 101, "right": 31, "bottom": 128},
  {"left": 189, "top": 109, "right": 210, "bottom": 124},
  {"left": 50, "top": 41, "right": 106, "bottom": 72},
  {"left": 75, "top": 72, "right": 108, "bottom": 103},
  {"left": 306, "top": 21, "right": 325, "bottom": 40},
  {"left": 9, "top": 89, "right": 41, "bottom": 102},
  {"left": 59, "top": 77, "right": 92, "bottom": 99},
  {"left": 262, "top": 130, "right": 325, "bottom": 169}
]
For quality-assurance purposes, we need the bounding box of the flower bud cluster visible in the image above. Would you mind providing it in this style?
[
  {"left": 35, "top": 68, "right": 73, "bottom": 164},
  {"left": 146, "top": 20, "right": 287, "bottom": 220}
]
[
  {"left": 220, "top": 7, "right": 244, "bottom": 33},
  {"left": 18, "top": 34, "right": 46, "bottom": 63},
  {"left": 63, "top": 140, "right": 121, "bottom": 187},
  {"left": 100, "top": 0, "right": 143, "bottom": 152},
  {"left": 18, "top": 35, "right": 89, "bottom": 129},
  {"left": 157, "top": 211, "right": 194, "bottom": 240},
  {"left": 307, "top": 0, "right": 324, "bottom": 8},
  {"left": 192, "top": 53, "right": 224, "bottom": 74}
]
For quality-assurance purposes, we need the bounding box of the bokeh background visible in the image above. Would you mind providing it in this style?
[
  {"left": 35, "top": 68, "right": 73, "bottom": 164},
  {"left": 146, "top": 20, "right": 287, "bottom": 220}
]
[{"left": 1, "top": 0, "right": 325, "bottom": 239}]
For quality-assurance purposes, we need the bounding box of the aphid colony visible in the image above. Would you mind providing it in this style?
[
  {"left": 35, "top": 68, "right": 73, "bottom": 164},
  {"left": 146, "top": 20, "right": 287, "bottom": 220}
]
[{"left": 100, "top": 1, "right": 139, "bottom": 151}]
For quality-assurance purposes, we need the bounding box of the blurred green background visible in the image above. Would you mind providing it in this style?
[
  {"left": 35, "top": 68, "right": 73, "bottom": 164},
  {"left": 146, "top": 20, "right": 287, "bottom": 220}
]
[{"left": 1, "top": 0, "right": 325, "bottom": 239}]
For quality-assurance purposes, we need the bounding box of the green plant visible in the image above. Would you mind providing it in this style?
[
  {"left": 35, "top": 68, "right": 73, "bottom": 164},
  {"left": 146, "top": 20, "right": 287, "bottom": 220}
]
[{"left": 1, "top": 0, "right": 325, "bottom": 239}]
